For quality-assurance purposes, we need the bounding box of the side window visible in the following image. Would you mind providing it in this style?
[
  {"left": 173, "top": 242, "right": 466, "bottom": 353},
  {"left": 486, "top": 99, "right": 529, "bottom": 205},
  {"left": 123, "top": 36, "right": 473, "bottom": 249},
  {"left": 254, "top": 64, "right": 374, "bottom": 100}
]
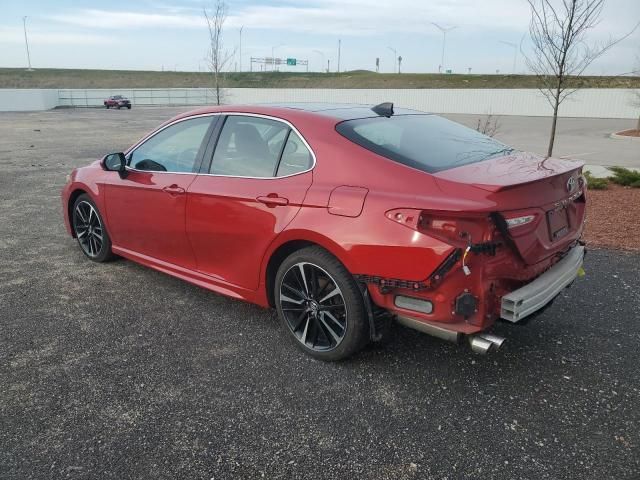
[
  {"left": 129, "top": 117, "right": 213, "bottom": 173},
  {"left": 276, "top": 131, "right": 313, "bottom": 177},
  {"left": 210, "top": 116, "right": 289, "bottom": 177}
]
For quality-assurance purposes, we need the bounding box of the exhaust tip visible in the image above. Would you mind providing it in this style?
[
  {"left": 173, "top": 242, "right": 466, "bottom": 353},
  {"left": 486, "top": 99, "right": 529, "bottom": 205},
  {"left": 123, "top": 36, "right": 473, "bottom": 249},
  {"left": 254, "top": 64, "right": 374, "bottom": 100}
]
[
  {"left": 468, "top": 333, "right": 505, "bottom": 354},
  {"left": 468, "top": 336, "right": 494, "bottom": 354},
  {"left": 479, "top": 333, "right": 505, "bottom": 349}
]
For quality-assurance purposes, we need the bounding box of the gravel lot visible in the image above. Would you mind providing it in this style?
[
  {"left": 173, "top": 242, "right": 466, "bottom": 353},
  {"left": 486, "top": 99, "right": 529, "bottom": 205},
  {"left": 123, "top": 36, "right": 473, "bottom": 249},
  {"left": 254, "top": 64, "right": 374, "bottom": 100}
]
[{"left": 1, "top": 107, "right": 639, "bottom": 480}]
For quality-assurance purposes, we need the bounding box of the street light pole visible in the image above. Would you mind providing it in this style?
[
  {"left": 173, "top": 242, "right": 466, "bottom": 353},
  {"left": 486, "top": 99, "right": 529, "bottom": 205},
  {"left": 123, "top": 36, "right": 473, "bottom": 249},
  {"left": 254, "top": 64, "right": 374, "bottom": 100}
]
[
  {"left": 239, "top": 26, "right": 244, "bottom": 72},
  {"left": 432, "top": 23, "right": 457, "bottom": 73},
  {"left": 387, "top": 46, "right": 397, "bottom": 73},
  {"left": 23, "top": 16, "right": 33, "bottom": 71}
]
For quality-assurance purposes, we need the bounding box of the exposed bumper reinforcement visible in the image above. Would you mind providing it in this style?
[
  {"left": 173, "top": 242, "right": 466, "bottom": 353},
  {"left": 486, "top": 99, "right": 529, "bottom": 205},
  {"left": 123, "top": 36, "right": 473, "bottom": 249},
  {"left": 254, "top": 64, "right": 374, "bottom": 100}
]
[{"left": 501, "top": 245, "right": 585, "bottom": 323}]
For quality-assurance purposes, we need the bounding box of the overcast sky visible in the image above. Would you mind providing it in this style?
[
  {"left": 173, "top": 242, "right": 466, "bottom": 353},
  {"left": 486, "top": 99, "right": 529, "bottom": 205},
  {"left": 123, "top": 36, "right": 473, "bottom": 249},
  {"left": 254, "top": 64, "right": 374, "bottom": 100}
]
[{"left": 1, "top": 0, "right": 638, "bottom": 74}]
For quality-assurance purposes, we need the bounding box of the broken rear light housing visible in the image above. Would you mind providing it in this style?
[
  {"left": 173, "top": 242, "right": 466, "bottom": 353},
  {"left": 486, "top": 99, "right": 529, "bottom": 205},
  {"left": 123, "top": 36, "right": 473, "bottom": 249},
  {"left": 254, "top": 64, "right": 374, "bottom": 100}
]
[{"left": 385, "top": 208, "right": 492, "bottom": 246}]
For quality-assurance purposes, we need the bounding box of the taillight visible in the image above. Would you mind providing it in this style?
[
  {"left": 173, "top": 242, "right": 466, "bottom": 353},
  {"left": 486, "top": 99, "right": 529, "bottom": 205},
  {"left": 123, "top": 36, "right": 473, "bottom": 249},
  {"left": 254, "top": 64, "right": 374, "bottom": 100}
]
[
  {"left": 385, "top": 209, "right": 490, "bottom": 245},
  {"left": 385, "top": 208, "right": 422, "bottom": 230},
  {"left": 505, "top": 215, "right": 535, "bottom": 229},
  {"left": 501, "top": 211, "right": 540, "bottom": 236}
]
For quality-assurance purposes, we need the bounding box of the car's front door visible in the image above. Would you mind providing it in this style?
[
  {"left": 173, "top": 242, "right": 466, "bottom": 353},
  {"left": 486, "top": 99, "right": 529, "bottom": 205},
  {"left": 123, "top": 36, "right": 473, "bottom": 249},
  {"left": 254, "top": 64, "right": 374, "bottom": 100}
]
[
  {"left": 186, "top": 114, "right": 314, "bottom": 290},
  {"left": 104, "top": 115, "right": 217, "bottom": 269}
]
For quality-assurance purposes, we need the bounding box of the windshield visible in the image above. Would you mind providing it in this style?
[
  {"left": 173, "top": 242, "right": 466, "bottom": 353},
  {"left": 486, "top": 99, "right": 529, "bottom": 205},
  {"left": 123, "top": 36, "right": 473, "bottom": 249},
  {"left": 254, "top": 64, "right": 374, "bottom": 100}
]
[{"left": 335, "top": 114, "right": 515, "bottom": 173}]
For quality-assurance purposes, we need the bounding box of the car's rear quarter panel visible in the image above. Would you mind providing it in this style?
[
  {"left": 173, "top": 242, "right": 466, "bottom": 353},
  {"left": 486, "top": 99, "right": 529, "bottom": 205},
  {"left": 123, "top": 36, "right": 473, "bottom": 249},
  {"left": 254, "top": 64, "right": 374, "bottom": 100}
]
[{"left": 271, "top": 113, "right": 460, "bottom": 283}]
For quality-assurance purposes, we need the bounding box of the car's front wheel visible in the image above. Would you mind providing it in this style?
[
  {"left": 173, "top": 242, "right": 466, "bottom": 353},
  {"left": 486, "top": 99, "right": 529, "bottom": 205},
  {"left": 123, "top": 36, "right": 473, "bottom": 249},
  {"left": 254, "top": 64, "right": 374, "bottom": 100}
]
[
  {"left": 72, "top": 194, "right": 115, "bottom": 262},
  {"left": 275, "top": 246, "right": 369, "bottom": 361}
]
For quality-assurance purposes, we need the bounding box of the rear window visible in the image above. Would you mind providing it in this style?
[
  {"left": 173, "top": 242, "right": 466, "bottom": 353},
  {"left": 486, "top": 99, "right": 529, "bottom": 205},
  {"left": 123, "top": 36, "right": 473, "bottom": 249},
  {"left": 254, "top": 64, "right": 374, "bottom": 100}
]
[{"left": 335, "top": 114, "right": 515, "bottom": 173}]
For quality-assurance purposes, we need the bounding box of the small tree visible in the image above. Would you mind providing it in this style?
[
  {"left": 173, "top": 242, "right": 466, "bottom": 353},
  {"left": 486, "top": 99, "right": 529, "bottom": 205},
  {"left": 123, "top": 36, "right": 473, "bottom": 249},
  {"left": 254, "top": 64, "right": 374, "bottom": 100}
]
[
  {"left": 204, "top": 0, "right": 234, "bottom": 105},
  {"left": 476, "top": 114, "right": 501, "bottom": 137},
  {"left": 524, "top": 0, "right": 638, "bottom": 156}
]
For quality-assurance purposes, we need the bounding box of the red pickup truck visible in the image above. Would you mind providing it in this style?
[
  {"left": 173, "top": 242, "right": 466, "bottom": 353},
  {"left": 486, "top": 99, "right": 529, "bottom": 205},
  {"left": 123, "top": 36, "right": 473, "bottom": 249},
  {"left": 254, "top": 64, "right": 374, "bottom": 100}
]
[{"left": 104, "top": 95, "right": 131, "bottom": 109}]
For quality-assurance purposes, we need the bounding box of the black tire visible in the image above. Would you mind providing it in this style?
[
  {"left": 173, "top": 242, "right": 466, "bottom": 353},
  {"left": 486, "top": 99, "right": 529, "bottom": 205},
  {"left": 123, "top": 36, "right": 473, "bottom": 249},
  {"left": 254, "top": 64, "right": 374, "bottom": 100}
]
[
  {"left": 127, "top": 105, "right": 131, "bottom": 110},
  {"left": 105, "top": 104, "right": 109, "bottom": 109},
  {"left": 274, "top": 246, "right": 369, "bottom": 361},
  {"left": 71, "top": 194, "right": 115, "bottom": 262},
  {"left": 117, "top": 105, "right": 121, "bottom": 110}
]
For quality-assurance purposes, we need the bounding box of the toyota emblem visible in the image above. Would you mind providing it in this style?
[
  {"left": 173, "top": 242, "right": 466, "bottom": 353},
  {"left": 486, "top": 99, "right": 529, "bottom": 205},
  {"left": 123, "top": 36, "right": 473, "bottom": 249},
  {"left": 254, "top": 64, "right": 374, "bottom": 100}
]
[{"left": 566, "top": 177, "right": 577, "bottom": 193}]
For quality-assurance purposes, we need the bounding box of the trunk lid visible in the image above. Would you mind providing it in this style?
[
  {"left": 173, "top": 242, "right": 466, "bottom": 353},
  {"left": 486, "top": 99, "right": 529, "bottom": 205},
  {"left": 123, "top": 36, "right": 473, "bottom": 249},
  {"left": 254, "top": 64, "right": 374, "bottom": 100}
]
[{"left": 434, "top": 152, "right": 586, "bottom": 265}]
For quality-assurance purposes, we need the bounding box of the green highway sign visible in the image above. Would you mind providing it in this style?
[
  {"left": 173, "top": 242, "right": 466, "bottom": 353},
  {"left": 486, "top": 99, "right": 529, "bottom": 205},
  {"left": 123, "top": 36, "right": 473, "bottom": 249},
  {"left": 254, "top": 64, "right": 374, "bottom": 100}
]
[{"left": 286, "top": 58, "right": 297, "bottom": 66}]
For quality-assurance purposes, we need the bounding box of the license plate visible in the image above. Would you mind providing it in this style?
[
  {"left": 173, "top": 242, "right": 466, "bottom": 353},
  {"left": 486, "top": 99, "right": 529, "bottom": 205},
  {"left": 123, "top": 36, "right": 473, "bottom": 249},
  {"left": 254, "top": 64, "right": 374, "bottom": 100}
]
[{"left": 547, "top": 206, "right": 569, "bottom": 241}]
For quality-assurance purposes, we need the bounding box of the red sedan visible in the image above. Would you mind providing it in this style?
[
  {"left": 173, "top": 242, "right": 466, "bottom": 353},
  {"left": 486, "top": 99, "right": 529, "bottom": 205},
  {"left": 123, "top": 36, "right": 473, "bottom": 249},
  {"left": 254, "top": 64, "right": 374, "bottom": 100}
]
[
  {"left": 104, "top": 95, "right": 132, "bottom": 109},
  {"left": 61, "top": 103, "right": 586, "bottom": 360}
]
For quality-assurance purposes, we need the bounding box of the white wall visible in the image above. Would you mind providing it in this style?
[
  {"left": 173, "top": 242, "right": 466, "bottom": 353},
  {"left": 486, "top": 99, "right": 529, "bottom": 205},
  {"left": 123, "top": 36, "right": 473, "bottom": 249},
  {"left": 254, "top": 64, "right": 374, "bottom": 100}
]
[
  {"left": 223, "top": 88, "right": 638, "bottom": 118},
  {"left": 2, "top": 87, "right": 637, "bottom": 118},
  {"left": 0, "top": 89, "right": 59, "bottom": 111}
]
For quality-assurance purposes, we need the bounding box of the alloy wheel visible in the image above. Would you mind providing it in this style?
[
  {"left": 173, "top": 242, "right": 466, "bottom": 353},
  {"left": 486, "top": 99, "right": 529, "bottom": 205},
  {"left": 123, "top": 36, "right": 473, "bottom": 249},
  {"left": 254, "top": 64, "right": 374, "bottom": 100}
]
[
  {"left": 73, "top": 201, "right": 104, "bottom": 258},
  {"left": 279, "top": 262, "right": 348, "bottom": 351}
]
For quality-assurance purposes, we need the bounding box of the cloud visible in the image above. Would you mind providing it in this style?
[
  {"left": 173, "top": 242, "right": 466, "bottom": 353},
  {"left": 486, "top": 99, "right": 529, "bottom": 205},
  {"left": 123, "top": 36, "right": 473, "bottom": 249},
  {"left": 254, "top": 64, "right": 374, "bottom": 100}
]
[
  {"left": 0, "top": 27, "right": 115, "bottom": 46},
  {"left": 225, "top": 0, "right": 532, "bottom": 35},
  {"left": 49, "top": 9, "right": 205, "bottom": 30},
  {"left": 48, "top": 1, "right": 532, "bottom": 36},
  {"left": 44, "top": 0, "right": 638, "bottom": 40}
]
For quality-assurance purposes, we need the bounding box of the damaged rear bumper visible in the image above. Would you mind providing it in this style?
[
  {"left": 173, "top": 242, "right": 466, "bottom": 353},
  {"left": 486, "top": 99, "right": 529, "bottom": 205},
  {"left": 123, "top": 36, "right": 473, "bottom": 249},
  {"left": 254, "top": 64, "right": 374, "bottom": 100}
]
[{"left": 500, "top": 245, "right": 585, "bottom": 322}]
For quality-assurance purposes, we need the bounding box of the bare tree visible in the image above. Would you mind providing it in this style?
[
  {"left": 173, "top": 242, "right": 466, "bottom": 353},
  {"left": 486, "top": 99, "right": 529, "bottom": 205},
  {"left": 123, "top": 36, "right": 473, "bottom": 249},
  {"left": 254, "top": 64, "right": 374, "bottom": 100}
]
[
  {"left": 476, "top": 114, "right": 501, "bottom": 137},
  {"left": 524, "top": 0, "right": 638, "bottom": 156},
  {"left": 204, "top": 0, "right": 234, "bottom": 105}
]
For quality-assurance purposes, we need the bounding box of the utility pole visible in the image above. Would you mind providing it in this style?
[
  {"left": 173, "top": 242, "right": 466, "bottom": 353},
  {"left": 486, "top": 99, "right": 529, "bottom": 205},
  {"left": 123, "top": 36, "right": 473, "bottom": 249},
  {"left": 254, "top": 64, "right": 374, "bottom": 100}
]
[
  {"left": 499, "top": 40, "right": 518, "bottom": 74},
  {"left": 327, "top": 59, "right": 330, "bottom": 73},
  {"left": 239, "top": 26, "right": 244, "bottom": 72},
  {"left": 432, "top": 23, "right": 457, "bottom": 73},
  {"left": 23, "top": 16, "right": 33, "bottom": 71},
  {"left": 387, "top": 46, "right": 397, "bottom": 73},
  {"left": 337, "top": 39, "right": 341, "bottom": 73},
  {"left": 398, "top": 56, "right": 402, "bottom": 74}
]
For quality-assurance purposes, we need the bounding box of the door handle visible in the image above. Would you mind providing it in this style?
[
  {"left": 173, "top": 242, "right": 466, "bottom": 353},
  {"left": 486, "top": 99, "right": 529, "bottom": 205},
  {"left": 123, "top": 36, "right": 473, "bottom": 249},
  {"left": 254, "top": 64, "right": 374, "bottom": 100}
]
[
  {"left": 256, "top": 194, "right": 289, "bottom": 207},
  {"left": 163, "top": 184, "right": 185, "bottom": 195}
]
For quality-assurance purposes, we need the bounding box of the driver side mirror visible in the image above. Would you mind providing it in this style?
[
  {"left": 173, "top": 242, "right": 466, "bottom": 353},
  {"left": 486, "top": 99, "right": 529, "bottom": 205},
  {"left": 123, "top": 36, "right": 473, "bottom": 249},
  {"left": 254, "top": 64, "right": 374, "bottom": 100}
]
[{"left": 102, "top": 152, "right": 128, "bottom": 178}]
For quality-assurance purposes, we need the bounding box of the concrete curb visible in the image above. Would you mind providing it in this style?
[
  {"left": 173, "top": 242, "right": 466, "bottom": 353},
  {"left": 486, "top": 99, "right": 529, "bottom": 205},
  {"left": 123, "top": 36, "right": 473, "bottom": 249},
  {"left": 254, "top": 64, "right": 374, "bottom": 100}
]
[{"left": 610, "top": 132, "right": 640, "bottom": 141}]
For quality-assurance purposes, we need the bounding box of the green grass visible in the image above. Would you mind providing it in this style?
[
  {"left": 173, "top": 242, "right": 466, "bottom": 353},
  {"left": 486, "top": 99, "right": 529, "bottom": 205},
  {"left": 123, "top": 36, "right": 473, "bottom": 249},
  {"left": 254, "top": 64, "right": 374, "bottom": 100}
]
[
  {"left": 608, "top": 167, "right": 640, "bottom": 188},
  {"left": 584, "top": 171, "right": 609, "bottom": 190},
  {"left": 1, "top": 68, "right": 640, "bottom": 89}
]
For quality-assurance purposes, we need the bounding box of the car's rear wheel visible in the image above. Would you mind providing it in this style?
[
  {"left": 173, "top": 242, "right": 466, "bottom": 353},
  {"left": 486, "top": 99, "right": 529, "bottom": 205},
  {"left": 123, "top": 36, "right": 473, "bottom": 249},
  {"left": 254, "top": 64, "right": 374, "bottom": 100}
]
[
  {"left": 275, "top": 246, "right": 369, "bottom": 361},
  {"left": 72, "top": 194, "right": 115, "bottom": 262},
  {"left": 104, "top": 104, "right": 109, "bottom": 109},
  {"left": 127, "top": 105, "right": 131, "bottom": 110}
]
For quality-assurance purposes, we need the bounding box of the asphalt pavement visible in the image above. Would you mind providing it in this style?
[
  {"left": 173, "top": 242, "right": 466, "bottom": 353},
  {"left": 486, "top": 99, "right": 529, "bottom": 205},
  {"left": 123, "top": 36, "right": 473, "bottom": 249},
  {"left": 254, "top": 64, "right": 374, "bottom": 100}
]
[{"left": 1, "top": 107, "right": 639, "bottom": 480}]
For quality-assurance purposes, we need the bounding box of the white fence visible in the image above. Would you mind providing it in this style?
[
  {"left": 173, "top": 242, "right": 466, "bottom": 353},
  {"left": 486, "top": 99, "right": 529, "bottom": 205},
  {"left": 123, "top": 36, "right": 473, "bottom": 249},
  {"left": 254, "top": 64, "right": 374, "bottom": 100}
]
[{"left": 1, "top": 87, "right": 637, "bottom": 118}]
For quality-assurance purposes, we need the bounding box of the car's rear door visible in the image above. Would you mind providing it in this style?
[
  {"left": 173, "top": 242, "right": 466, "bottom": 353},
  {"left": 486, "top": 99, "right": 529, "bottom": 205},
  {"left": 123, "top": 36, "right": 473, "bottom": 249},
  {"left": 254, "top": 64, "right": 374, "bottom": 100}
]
[
  {"left": 186, "top": 113, "right": 314, "bottom": 290},
  {"left": 104, "top": 115, "right": 218, "bottom": 269}
]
